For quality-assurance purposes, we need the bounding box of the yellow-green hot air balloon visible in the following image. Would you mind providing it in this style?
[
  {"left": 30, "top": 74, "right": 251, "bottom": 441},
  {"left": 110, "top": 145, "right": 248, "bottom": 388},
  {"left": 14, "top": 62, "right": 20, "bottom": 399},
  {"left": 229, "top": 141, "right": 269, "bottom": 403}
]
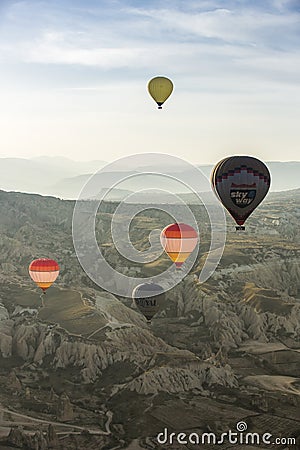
[{"left": 148, "top": 76, "right": 173, "bottom": 109}]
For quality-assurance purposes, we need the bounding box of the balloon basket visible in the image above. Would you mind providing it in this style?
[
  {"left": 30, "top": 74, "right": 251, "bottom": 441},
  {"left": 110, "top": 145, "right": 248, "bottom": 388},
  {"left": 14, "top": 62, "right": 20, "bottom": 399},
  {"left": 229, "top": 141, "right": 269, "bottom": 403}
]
[{"left": 235, "top": 226, "right": 245, "bottom": 231}]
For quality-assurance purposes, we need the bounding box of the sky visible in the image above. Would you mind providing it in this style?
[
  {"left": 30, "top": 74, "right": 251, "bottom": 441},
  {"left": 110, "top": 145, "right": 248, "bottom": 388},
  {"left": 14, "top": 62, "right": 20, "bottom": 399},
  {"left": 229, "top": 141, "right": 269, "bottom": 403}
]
[{"left": 0, "top": 0, "right": 299, "bottom": 164}]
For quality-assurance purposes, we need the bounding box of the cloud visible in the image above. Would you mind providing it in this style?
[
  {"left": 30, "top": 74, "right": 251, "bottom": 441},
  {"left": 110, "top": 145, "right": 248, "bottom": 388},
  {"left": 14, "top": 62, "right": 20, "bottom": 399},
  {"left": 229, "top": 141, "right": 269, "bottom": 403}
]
[
  {"left": 21, "top": 32, "right": 143, "bottom": 68},
  {"left": 128, "top": 5, "right": 300, "bottom": 47},
  {"left": 0, "top": 0, "right": 299, "bottom": 93}
]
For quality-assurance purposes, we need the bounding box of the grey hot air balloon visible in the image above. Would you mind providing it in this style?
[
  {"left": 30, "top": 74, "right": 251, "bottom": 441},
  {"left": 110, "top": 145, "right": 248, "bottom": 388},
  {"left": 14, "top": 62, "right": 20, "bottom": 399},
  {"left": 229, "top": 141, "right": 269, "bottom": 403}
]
[
  {"left": 211, "top": 156, "right": 271, "bottom": 230},
  {"left": 132, "top": 282, "right": 165, "bottom": 323}
]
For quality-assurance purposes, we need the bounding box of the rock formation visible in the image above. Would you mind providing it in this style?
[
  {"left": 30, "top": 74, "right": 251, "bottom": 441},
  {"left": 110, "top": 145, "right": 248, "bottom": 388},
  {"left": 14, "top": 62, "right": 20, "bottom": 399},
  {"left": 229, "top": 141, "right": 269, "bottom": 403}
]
[
  {"left": 57, "top": 392, "right": 74, "bottom": 421},
  {"left": 8, "top": 369, "right": 22, "bottom": 391}
]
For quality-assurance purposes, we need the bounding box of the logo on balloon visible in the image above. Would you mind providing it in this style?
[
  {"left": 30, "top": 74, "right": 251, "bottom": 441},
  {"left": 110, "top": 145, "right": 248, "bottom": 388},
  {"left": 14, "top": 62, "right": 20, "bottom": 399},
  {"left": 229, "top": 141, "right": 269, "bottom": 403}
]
[
  {"left": 230, "top": 189, "right": 257, "bottom": 207},
  {"left": 72, "top": 153, "right": 227, "bottom": 298}
]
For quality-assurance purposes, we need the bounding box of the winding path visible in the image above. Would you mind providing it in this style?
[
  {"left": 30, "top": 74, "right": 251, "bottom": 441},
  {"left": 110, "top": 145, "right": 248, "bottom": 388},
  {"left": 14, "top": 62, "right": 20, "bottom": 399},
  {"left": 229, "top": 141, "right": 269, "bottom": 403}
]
[{"left": 0, "top": 405, "right": 113, "bottom": 436}]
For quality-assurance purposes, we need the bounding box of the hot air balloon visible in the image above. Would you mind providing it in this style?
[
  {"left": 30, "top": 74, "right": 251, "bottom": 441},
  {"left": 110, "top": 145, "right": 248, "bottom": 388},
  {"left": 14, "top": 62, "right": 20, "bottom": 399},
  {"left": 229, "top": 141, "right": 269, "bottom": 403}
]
[
  {"left": 211, "top": 157, "right": 228, "bottom": 198},
  {"left": 160, "top": 223, "right": 198, "bottom": 269},
  {"left": 148, "top": 76, "right": 173, "bottom": 109},
  {"left": 132, "top": 282, "right": 165, "bottom": 323},
  {"left": 211, "top": 156, "right": 271, "bottom": 230},
  {"left": 29, "top": 258, "right": 60, "bottom": 293}
]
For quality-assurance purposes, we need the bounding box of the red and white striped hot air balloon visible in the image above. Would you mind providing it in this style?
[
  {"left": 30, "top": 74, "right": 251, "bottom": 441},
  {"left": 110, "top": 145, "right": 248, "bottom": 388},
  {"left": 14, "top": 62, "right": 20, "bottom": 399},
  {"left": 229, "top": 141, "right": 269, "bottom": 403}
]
[
  {"left": 160, "top": 223, "right": 198, "bottom": 269},
  {"left": 29, "top": 258, "right": 59, "bottom": 293}
]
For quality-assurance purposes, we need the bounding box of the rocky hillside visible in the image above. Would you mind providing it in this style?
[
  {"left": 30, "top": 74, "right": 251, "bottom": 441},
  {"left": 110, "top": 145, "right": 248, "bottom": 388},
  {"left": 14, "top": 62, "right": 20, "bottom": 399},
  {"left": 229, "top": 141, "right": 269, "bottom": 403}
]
[{"left": 0, "top": 189, "right": 299, "bottom": 449}]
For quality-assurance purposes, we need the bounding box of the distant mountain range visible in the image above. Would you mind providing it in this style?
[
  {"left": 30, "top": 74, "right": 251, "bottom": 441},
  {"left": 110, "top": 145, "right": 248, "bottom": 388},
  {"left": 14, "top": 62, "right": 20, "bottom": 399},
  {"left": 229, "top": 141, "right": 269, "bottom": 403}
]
[
  {"left": 0, "top": 157, "right": 299, "bottom": 200},
  {"left": 0, "top": 156, "right": 106, "bottom": 195}
]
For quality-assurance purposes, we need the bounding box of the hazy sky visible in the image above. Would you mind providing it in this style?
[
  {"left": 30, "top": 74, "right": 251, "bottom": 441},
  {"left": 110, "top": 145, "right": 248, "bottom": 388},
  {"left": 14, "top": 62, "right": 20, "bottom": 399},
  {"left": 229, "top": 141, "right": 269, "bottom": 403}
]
[{"left": 0, "top": 0, "right": 299, "bottom": 164}]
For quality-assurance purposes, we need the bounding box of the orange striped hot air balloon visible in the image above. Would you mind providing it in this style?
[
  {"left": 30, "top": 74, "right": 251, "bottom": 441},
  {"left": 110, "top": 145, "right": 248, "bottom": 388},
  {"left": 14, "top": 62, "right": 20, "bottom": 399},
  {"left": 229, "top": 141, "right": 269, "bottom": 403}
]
[
  {"left": 29, "top": 258, "right": 60, "bottom": 293},
  {"left": 160, "top": 223, "right": 198, "bottom": 269}
]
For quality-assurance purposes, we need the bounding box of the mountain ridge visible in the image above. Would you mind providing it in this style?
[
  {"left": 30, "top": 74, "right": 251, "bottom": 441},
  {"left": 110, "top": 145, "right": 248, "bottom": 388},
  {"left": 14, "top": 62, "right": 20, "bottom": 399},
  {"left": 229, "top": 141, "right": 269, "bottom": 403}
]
[{"left": 0, "top": 157, "right": 299, "bottom": 199}]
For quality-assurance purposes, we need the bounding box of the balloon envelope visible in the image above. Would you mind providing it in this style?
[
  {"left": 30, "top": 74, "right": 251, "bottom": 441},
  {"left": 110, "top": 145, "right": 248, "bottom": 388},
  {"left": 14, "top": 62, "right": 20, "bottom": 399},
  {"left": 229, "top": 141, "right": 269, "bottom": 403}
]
[
  {"left": 29, "top": 258, "right": 60, "bottom": 292},
  {"left": 148, "top": 76, "right": 173, "bottom": 109},
  {"left": 132, "top": 282, "right": 165, "bottom": 322},
  {"left": 211, "top": 156, "right": 271, "bottom": 229},
  {"left": 210, "top": 157, "right": 228, "bottom": 199},
  {"left": 160, "top": 222, "right": 198, "bottom": 269}
]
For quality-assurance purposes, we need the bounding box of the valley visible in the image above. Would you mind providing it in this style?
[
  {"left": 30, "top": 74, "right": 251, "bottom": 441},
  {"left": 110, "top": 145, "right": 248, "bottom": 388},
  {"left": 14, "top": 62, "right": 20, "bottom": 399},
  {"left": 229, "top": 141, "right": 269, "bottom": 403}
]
[{"left": 0, "top": 189, "right": 299, "bottom": 449}]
